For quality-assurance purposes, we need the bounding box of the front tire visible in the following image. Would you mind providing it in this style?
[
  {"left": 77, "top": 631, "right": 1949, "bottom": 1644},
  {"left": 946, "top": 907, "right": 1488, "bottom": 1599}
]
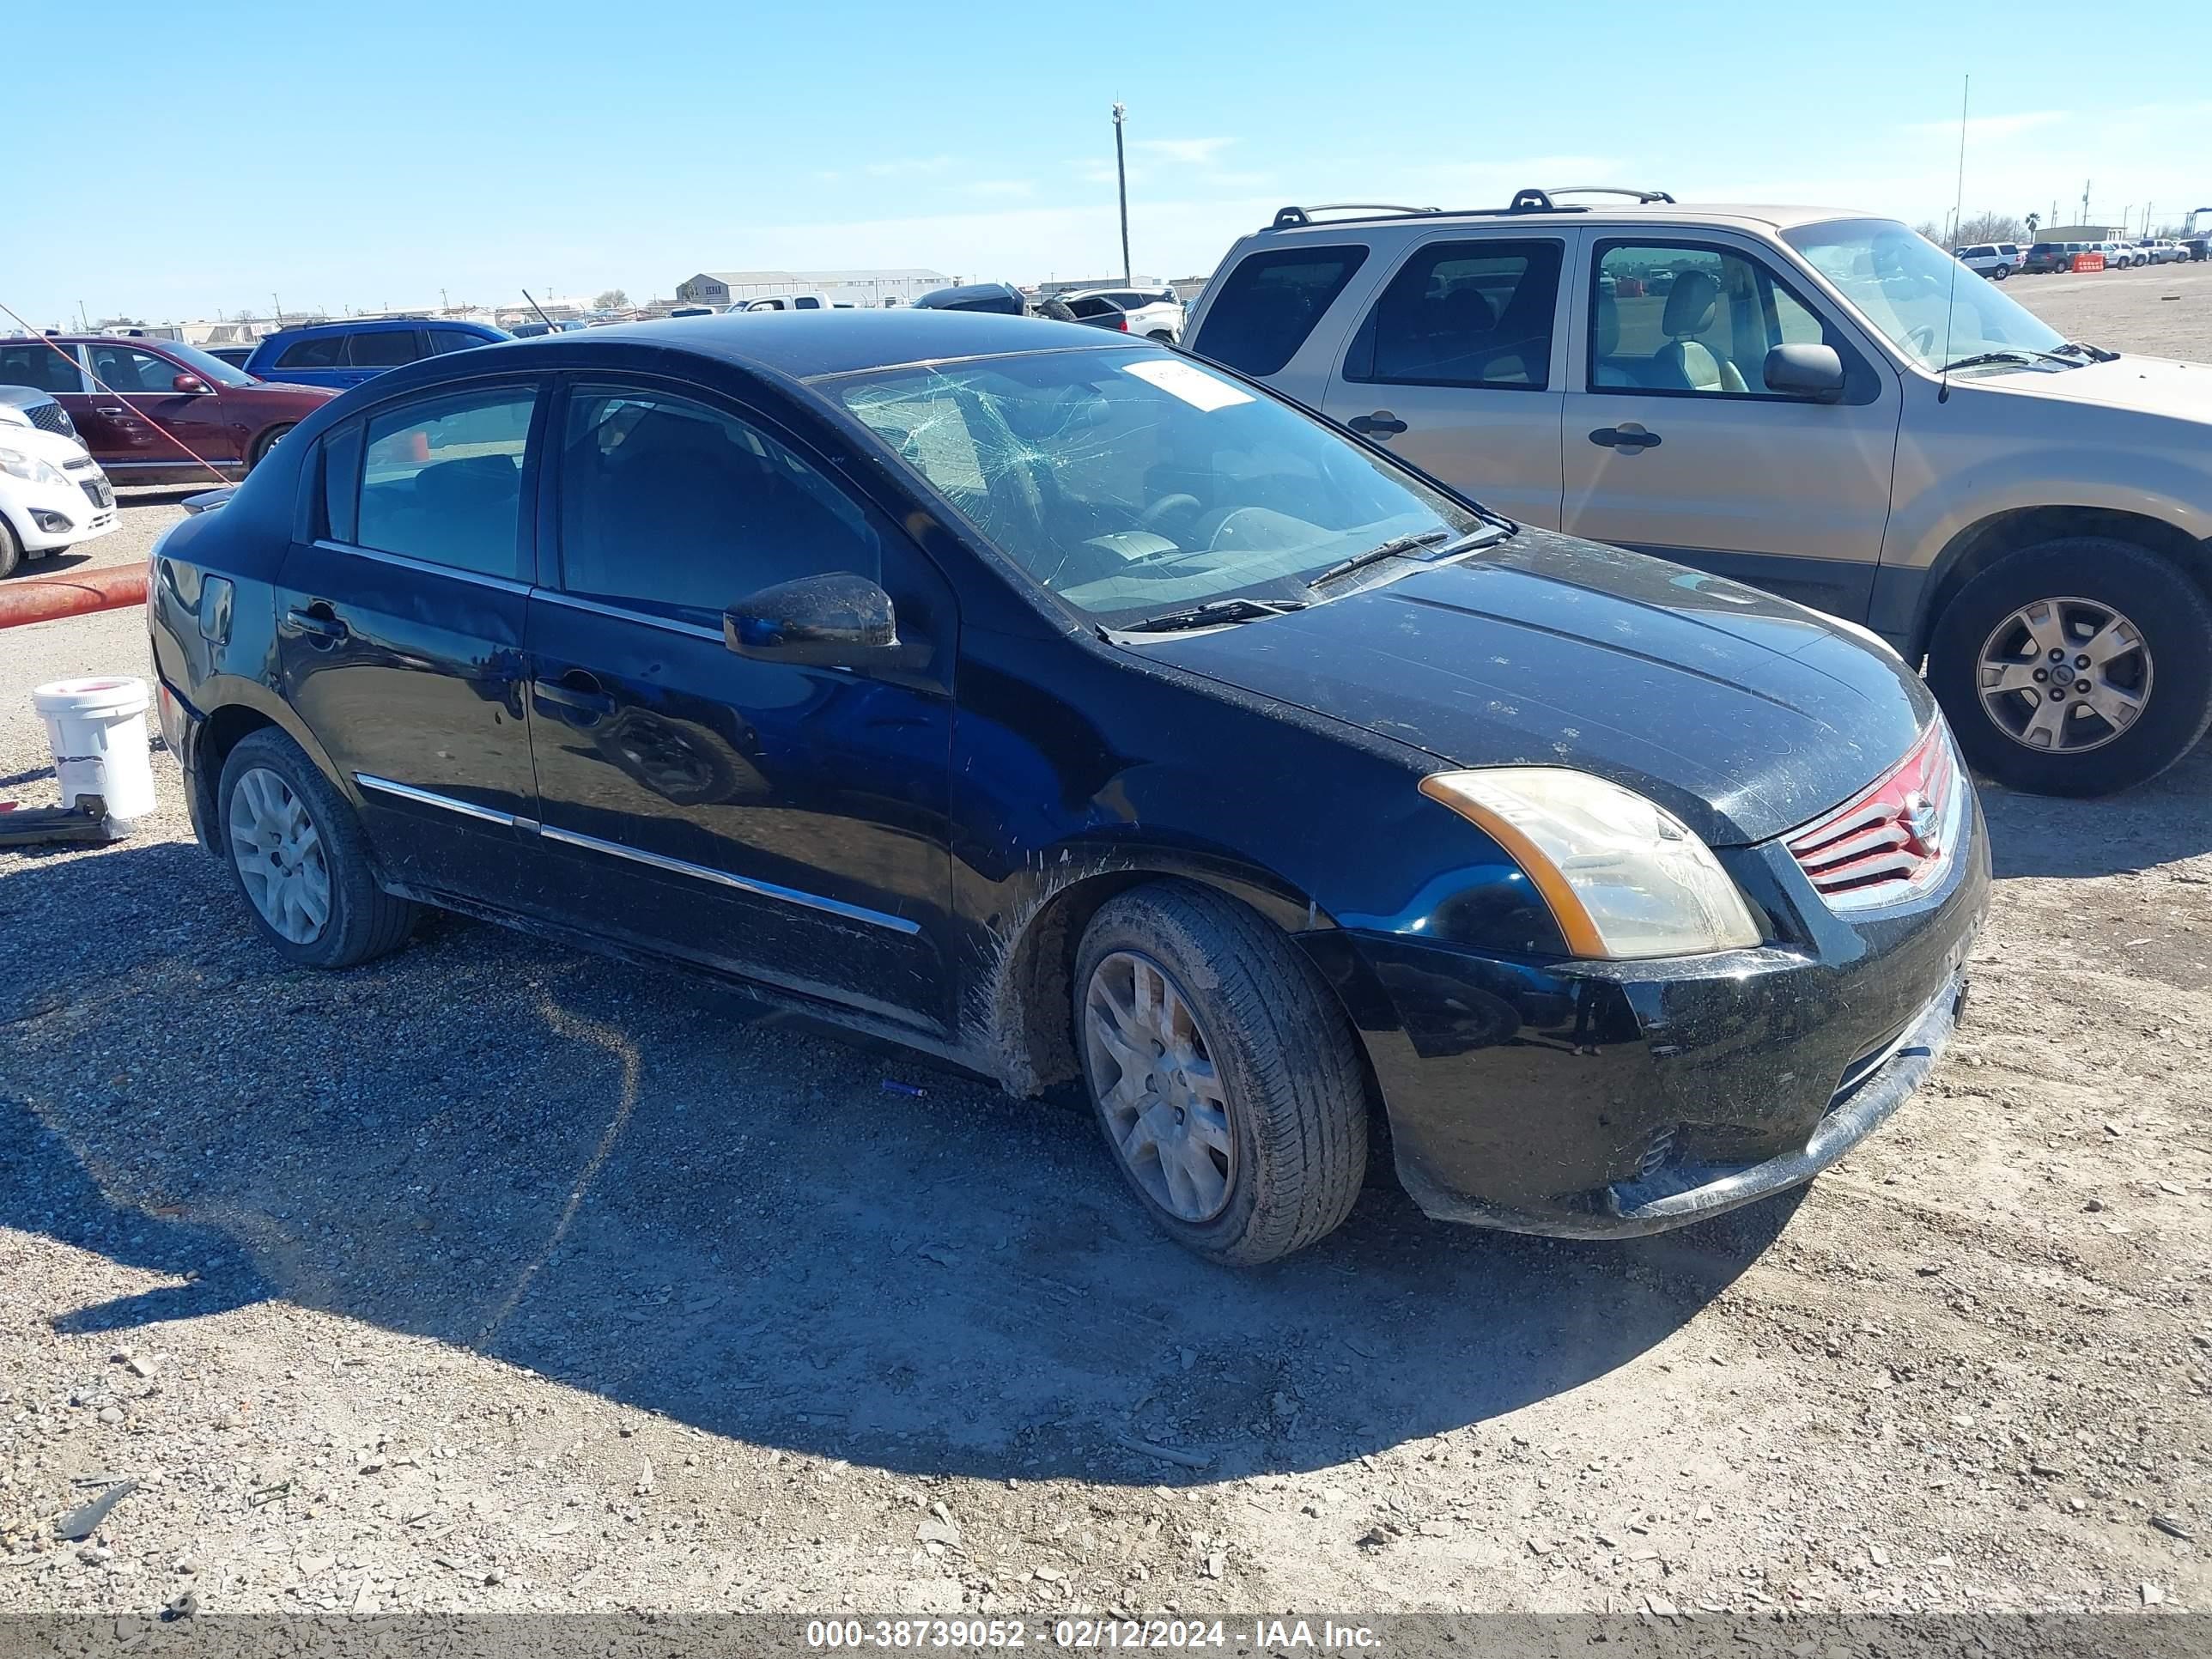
[
  {"left": 217, "top": 728, "right": 418, "bottom": 967},
  {"left": 0, "top": 515, "right": 21, "bottom": 580},
  {"left": 247, "top": 423, "right": 295, "bottom": 472},
  {"left": 1927, "top": 538, "right": 2212, "bottom": 796},
  {"left": 1074, "top": 882, "right": 1368, "bottom": 1265}
]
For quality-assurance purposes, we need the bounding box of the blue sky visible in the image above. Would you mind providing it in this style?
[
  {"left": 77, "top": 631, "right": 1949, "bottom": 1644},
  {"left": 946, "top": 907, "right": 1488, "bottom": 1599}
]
[{"left": 10, "top": 0, "right": 2209, "bottom": 325}]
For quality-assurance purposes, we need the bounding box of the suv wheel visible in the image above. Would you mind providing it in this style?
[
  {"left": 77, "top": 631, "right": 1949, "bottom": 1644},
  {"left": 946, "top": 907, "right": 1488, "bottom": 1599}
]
[
  {"left": 1927, "top": 538, "right": 2212, "bottom": 796},
  {"left": 1074, "top": 882, "right": 1368, "bottom": 1265},
  {"left": 217, "top": 728, "right": 419, "bottom": 967}
]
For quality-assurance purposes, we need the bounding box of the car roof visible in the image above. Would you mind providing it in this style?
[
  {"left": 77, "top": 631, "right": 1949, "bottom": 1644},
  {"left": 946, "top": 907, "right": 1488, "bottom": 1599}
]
[
  {"left": 260, "top": 317, "right": 460, "bottom": 340},
  {"left": 447, "top": 309, "right": 1147, "bottom": 382},
  {"left": 1, "top": 333, "right": 185, "bottom": 349},
  {"left": 1250, "top": 202, "right": 1882, "bottom": 242}
]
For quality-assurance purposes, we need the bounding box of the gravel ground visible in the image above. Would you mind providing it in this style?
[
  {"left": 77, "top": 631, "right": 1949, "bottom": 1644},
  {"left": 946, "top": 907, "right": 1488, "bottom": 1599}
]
[{"left": 1, "top": 270, "right": 2208, "bottom": 1630}]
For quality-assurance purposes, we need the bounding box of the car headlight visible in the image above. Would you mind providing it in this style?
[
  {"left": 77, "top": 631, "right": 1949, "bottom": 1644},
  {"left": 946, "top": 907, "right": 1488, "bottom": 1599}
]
[
  {"left": 1419, "top": 768, "right": 1764, "bottom": 959},
  {"left": 0, "top": 446, "right": 66, "bottom": 486}
]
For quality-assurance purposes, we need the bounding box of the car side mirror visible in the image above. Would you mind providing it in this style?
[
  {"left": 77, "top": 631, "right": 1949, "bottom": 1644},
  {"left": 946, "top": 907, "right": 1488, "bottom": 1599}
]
[
  {"left": 724, "top": 572, "right": 897, "bottom": 665},
  {"left": 1763, "top": 343, "right": 1846, "bottom": 403},
  {"left": 172, "top": 374, "right": 211, "bottom": 394}
]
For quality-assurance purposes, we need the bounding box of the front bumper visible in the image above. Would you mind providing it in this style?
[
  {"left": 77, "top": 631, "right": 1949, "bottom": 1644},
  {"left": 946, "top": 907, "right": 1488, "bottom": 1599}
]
[
  {"left": 4, "top": 468, "right": 118, "bottom": 552},
  {"left": 1301, "top": 796, "right": 1990, "bottom": 1237}
]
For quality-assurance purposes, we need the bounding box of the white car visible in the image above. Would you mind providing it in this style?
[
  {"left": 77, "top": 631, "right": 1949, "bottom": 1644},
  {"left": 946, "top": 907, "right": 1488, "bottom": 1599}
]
[
  {"left": 1951, "top": 242, "right": 2021, "bottom": 279},
  {"left": 0, "top": 386, "right": 116, "bottom": 577},
  {"left": 1060, "top": 286, "right": 1186, "bottom": 342}
]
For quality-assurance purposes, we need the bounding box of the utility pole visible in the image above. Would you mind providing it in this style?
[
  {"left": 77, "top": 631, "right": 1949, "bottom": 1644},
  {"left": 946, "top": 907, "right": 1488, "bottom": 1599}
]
[
  {"left": 440, "top": 287, "right": 450, "bottom": 315},
  {"left": 1112, "top": 102, "right": 1131, "bottom": 286},
  {"left": 2142, "top": 202, "right": 2153, "bottom": 236},
  {"left": 271, "top": 292, "right": 283, "bottom": 325},
  {"left": 2081, "top": 180, "right": 2091, "bottom": 227},
  {"left": 76, "top": 300, "right": 88, "bottom": 330}
]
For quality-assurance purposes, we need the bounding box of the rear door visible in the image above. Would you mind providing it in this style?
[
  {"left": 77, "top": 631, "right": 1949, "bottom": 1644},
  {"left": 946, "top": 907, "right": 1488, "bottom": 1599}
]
[
  {"left": 0, "top": 341, "right": 93, "bottom": 449},
  {"left": 525, "top": 379, "right": 957, "bottom": 1030},
  {"left": 1559, "top": 234, "right": 1902, "bottom": 623},
  {"left": 1317, "top": 231, "right": 1574, "bottom": 529},
  {"left": 80, "top": 341, "right": 241, "bottom": 473},
  {"left": 262, "top": 333, "right": 350, "bottom": 388},
  {"left": 276, "top": 378, "right": 547, "bottom": 906},
  {"left": 342, "top": 327, "right": 429, "bottom": 384}
]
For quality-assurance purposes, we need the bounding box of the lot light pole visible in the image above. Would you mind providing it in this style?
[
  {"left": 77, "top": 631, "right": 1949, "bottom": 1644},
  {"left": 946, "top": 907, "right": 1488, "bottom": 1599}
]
[{"left": 1113, "top": 102, "right": 1131, "bottom": 286}]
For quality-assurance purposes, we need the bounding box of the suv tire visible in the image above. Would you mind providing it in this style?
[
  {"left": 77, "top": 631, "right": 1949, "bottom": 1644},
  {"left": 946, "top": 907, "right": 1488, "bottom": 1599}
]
[
  {"left": 217, "top": 728, "right": 419, "bottom": 967},
  {"left": 1928, "top": 538, "right": 2212, "bottom": 796},
  {"left": 1073, "top": 882, "right": 1369, "bottom": 1265}
]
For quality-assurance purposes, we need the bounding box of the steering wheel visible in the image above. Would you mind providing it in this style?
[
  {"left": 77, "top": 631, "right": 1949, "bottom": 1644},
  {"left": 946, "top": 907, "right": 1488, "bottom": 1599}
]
[
  {"left": 1139, "top": 492, "right": 1201, "bottom": 531},
  {"left": 1907, "top": 324, "right": 1937, "bottom": 360}
]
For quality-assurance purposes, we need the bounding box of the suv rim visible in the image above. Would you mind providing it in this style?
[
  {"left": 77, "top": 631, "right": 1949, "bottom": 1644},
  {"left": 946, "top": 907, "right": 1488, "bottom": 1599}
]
[
  {"left": 1976, "top": 595, "right": 2153, "bottom": 755},
  {"left": 228, "top": 766, "right": 331, "bottom": 943},
  {"left": 1083, "top": 951, "right": 1236, "bottom": 1223}
]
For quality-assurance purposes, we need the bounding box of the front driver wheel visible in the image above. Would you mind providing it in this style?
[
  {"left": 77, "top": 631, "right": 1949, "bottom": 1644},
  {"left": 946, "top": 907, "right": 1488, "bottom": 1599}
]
[
  {"left": 1074, "top": 882, "right": 1368, "bottom": 1264},
  {"left": 218, "top": 728, "right": 418, "bottom": 967},
  {"left": 1927, "top": 538, "right": 2212, "bottom": 796}
]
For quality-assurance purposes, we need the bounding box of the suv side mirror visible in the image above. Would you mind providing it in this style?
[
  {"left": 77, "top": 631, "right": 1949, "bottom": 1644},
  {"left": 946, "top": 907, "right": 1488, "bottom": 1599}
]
[
  {"left": 724, "top": 572, "right": 897, "bottom": 665},
  {"left": 1763, "top": 343, "right": 1846, "bottom": 403},
  {"left": 172, "top": 374, "right": 211, "bottom": 394}
]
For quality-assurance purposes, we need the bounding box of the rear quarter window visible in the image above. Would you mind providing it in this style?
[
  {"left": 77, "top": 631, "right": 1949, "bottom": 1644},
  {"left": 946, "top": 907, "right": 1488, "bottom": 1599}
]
[
  {"left": 1191, "top": 244, "right": 1370, "bottom": 377},
  {"left": 276, "top": 335, "right": 347, "bottom": 370}
]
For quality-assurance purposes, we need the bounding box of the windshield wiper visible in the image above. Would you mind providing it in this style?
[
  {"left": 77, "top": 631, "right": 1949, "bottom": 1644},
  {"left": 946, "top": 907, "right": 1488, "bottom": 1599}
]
[
  {"left": 1937, "top": 349, "right": 2073, "bottom": 374},
  {"left": 2052, "top": 340, "right": 2120, "bottom": 362},
  {"left": 1307, "top": 525, "right": 1518, "bottom": 592},
  {"left": 1114, "top": 595, "right": 1310, "bottom": 635}
]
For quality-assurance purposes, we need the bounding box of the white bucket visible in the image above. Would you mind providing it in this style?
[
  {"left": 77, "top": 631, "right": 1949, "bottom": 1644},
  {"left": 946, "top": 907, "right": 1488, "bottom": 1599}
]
[{"left": 32, "top": 675, "right": 156, "bottom": 834}]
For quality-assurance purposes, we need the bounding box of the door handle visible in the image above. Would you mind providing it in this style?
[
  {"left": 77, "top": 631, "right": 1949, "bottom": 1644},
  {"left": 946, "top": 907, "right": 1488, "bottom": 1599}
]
[
  {"left": 1589, "top": 425, "right": 1662, "bottom": 452},
  {"left": 283, "top": 604, "right": 349, "bottom": 642},
  {"left": 1348, "top": 411, "right": 1408, "bottom": 437},
  {"left": 94, "top": 406, "right": 128, "bottom": 417},
  {"left": 531, "top": 674, "right": 617, "bottom": 720}
]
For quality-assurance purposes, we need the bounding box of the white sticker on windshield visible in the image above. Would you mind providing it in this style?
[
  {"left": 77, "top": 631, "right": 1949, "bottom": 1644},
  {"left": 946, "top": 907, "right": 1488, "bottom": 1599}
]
[{"left": 1121, "top": 357, "right": 1255, "bottom": 411}]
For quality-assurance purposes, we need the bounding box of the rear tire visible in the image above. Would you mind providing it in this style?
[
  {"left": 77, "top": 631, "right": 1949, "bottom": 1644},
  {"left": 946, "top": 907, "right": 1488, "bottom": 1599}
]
[
  {"left": 217, "top": 728, "right": 418, "bottom": 968},
  {"left": 247, "top": 423, "right": 295, "bottom": 472},
  {"left": 1074, "top": 882, "right": 1369, "bottom": 1265},
  {"left": 0, "top": 516, "right": 21, "bottom": 580},
  {"left": 1927, "top": 538, "right": 2212, "bottom": 796}
]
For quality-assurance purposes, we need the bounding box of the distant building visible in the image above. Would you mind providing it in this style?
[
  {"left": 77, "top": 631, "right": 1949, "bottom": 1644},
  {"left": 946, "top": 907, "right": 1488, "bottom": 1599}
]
[
  {"left": 2037, "top": 224, "right": 2130, "bottom": 242},
  {"left": 1034, "top": 275, "right": 1167, "bottom": 296},
  {"left": 676, "top": 268, "right": 950, "bottom": 308}
]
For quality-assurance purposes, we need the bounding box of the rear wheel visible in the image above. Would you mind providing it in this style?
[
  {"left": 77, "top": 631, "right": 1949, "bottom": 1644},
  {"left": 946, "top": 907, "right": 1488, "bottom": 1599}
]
[
  {"left": 1074, "top": 882, "right": 1368, "bottom": 1265},
  {"left": 217, "top": 728, "right": 418, "bottom": 967},
  {"left": 247, "top": 423, "right": 295, "bottom": 471},
  {"left": 1927, "top": 538, "right": 2212, "bottom": 795}
]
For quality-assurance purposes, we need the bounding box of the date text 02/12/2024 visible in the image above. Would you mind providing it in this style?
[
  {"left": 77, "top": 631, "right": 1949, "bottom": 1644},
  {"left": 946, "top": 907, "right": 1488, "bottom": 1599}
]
[{"left": 803, "top": 1618, "right": 1381, "bottom": 1649}]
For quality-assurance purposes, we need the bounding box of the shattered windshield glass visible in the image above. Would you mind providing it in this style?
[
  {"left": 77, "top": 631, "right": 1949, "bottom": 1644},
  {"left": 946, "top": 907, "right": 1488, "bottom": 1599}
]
[{"left": 830, "top": 347, "right": 1482, "bottom": 626}]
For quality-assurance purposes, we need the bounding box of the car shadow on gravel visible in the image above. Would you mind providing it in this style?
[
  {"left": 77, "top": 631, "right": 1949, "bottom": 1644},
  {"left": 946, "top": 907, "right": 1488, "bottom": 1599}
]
[
  {"left": 3, "top": 836, "right": 1795, "bottom": 1487},
  {"left": 1977, "top": 740, "right": 2212, "bottom": 878}
]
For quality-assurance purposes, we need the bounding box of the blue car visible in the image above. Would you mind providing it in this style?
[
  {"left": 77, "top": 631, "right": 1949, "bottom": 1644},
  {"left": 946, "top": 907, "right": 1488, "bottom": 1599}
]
[{"left": 241, "top": 318, "right": 510, "bottom": 389}]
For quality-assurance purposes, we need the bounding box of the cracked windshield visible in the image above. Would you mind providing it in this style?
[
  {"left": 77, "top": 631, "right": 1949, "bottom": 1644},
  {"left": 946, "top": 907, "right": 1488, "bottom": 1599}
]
[{"left": 833, "top": 347, "right": 1484, "bottom": 627}]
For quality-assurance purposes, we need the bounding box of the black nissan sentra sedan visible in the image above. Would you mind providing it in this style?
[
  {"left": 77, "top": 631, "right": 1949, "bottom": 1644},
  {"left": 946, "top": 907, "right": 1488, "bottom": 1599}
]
[{"left": 147, "top": 311, "right": 1988, "bottom": 1264}]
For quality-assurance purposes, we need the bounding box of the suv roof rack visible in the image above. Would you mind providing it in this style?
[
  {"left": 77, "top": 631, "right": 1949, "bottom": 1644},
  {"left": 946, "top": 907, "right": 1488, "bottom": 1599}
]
[{"left": 1267, "top": 185, "right": 1674, "bottom": 231}]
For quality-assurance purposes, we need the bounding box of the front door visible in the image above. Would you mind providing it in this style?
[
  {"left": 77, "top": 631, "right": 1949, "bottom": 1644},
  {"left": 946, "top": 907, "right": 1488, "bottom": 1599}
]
[
  {"left": 1319, "top": 233, "right": 1573, "bottom": 530},
  {"left": 276, "top": 378, "right": 546, "bottom": 908},
  {"left": 78, "top": 341, "right": 242, "bottom": 475},
  {"left": 1559, "top": 236, "right": 1902, "bottom": 622},
  {"left": 525, "top": 380, "right": 956, "bottom": 1030}
]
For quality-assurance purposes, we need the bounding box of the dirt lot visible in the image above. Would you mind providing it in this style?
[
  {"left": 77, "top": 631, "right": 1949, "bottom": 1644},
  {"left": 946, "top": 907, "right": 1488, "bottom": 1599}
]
[{"left": 2, "top": 265, "right": 2208, "bottom": 1631}]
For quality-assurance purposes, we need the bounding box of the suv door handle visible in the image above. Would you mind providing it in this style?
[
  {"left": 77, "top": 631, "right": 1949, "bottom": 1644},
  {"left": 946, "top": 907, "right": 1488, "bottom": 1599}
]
[
  {"left": 1348, "top": 411, "right": 1408, "bottom": 437},
  {"left": 1589, "top": 425, "right": 1662, "bottom": 452},
  {"left": 93, "top": 406, "right": 128, "bottom": 417},
  {"left": 283, "top": 603, "right": 349, "bottom": 642},
  {"left": 531, "top": 673, "right": 617, "bottom": 720}
]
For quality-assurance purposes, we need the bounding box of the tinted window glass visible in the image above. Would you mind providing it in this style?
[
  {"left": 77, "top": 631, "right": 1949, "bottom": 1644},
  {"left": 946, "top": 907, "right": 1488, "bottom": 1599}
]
[
  {"left": 88, "top": 344, "right": 190, "bottom": 392},
  {"left": 355, "top": 386, "right": 535, "bottom": 578},
  {"left": 793, "top": 296, "right": 822, "bottom": 310},
  {"left": 0, "top": 342, "right": 85, "bottom": 392},
  {"left": 1346, "top": 239, "right": 1561, "bottom": 390},
  {"left": 276, "top": 335, "right": 347, "bottom": 370},
  {"left": 558, "top": 387, "right": 879, "bottom": 617},
  {"left": 428, "top": 329, "right": 492, "bottom": 355},
  {"left": 1191, "top": 245, "right": 1369, "bottom": 377},
  {"left": 1592, "top": 242, "right": 1864, "bottom": 398},
  {"left": 348, "top": 330, "right": 422, "bottom": 368}
]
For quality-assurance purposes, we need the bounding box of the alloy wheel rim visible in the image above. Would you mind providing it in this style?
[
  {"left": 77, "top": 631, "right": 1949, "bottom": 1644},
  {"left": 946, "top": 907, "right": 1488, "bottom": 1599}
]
[
  {"left": 228, "top": 767, "right": 331, "bottom": 944},
  {"left": 1975, "top": 595, "right": 2153, "bottom": 756},
  {"left": 1082, "top": 951, "right": 1236, "bottom": 1224}
]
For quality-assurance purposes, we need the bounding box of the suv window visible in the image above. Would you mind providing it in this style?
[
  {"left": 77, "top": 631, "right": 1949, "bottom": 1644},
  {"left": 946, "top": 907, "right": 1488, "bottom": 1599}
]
[
  {"left": 276, "top": 334, "right": 348, "bottom": 370},
  {"left": 0, "top": 342, "right": 85, "bottom": 393},
  {"left": 348, "top": 329, "right": 423, "bottom": 368},
  {"left": 793, "top": 296, "right": 822, "bottom": 310},
  {"left": 1590, "top": 241, "right": 1863, "bottom": 399},
  {"left": 557, "top": 386, "right": 879, "bottom": 618},
  {"left": 1344, "top": 238, "right": 1562, "bottom": 391},
  {"left": 428, "top": 328, "right": 492, "bottom": 355},
  {"left": 87, "top": 343, "right": 187, "bottom": 393},
  {"left": 354, "top": 386, "right": 536, "bottom": 580},
  {"left": 1191, "top": 244, "right": 1370, "bottom": 377}
]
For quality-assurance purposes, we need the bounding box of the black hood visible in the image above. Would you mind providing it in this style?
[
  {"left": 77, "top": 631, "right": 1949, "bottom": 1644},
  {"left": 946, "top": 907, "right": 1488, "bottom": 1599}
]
[{"left": 1142, "top": 530, "right": 1936, "bottom": 846}]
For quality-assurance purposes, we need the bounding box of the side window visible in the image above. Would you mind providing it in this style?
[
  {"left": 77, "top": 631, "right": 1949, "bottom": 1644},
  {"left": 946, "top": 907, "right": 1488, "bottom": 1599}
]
[
  {"left": 1344, "top": 238, "right": 1561, "bottom": 391},
  {"left": 0, "top": 342, "right": 85, "bottom": 393},
  {"left": 557, "top": 386, "right": 880, "bottom": 618},
  {"left": 428, "top": 329, "right": 490, "bottom": 355},
  {"left": 793, "top": 295, "right": 822, "bottom": 310},
  {"left": 354, "top": 386, "right": 536, "bottom": 579},
  {"left": 347, "top": 330, "right": 422, "bottom": 368},
  {"left": 88, "top": 345, "right": 185, "bottom": 393},
  {"left": 1590, "top": 242, "right": 1865, "bottom": 399},
  {"left": 1190, "top": 244, "right": 1370, "bottom": 377},
  {"left": 276, "top": 335, "right": 347, "bottom": 370}
]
